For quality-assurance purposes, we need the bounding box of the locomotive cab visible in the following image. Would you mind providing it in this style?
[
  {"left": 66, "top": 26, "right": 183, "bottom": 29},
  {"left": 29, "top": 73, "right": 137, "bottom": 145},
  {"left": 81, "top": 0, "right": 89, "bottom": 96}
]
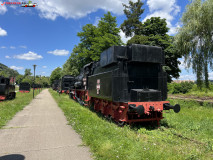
[
  {"left": 0, "top": 76, "right": 16, "bottom": 100},
  {"left": 0, "top": 76, "right": 10, "bottom": 95},
  {"left": 19, "top": 82, "right": 31, "bottom": 93},
  {"left": 59, "top": 75, "right": 75, "bottom": 93}
]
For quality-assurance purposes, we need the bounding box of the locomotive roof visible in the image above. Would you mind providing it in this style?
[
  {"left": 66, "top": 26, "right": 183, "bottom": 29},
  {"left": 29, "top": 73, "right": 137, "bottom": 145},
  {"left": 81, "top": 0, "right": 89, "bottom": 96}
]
[
  {"left": 100, "top": 44, "right": 164, "bottom": 67},
  {"left": 62, "top": 75, "right": 74, "bottom": 78}
]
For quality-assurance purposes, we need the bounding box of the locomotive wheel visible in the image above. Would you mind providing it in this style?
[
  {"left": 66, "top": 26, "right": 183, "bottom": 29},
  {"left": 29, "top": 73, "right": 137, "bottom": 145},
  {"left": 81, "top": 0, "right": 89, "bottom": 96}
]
[
  {"left": 107, "top": 115, "right": 113, "bottom": 122},
  {"left": 7, "top": 94, "right": 12, "bottom": 100},
  {"left": 13, "top": 92, "right": 16, "bottom": 99},
  {"left": 89, "top": 101, "right": 94, "bottom": 111},
  {"left": 117, "top": 121, "right": 125, "bottom": 127},
  {"left": 69, "top": 93, "right": 73, "bottom": 99}
]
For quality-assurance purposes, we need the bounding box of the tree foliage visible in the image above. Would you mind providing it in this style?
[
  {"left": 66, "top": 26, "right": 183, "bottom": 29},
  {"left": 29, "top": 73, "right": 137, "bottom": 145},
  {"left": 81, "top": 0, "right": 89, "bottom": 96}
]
[
  {"left": 120, "top": 0, "right": 144, "bottom": 37},
  {"left": 24, "top": 69, "right": 32, "bottom": 77},
  {"left": 50, "top": 67, "right": 62, "bottom": 85},
  {"left": 127, "top": 17, "right": 181, "bottom": 82},
  {"left": 0, "top": 63, "right": 19, "bottom": 78},
  {"left": 62, "top": 12, "right": 122, "bottom": 75},
  {"left": 175, "top": 0, "right": 213, "bottom": 89}
]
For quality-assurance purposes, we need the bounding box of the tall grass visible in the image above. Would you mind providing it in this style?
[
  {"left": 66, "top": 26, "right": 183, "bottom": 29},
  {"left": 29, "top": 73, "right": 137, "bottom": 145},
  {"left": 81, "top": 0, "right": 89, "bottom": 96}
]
[
  {"left": 0, "top": 90, "right": 39, "bottom": 128},
  {"left": 50, "top": 89, "right": 213, "bottom": 160}
]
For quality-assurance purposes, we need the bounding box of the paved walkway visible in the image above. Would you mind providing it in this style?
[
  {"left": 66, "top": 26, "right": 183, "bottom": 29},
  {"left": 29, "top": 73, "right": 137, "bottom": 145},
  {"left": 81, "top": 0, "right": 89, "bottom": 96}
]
[{"left": 0, "top": 89, "right": 92, "bottom": 160}]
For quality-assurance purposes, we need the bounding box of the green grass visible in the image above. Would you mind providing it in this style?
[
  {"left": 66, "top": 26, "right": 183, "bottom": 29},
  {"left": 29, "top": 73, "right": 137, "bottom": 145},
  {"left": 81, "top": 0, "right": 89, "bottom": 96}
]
[
  {"left": 169, "top": 91, "right": 213, "bottom": 99},
  {"left": 49, "top": 89, "right": 213, "bottom": 160},
  {"left": 15, "top": 85, "right": 19, "bottom": 91},
  {"left": 0, "top": 89, "right": 40, "bottom": 128},
  {"left": 185, "top": 91, "right": 213, "bottom": 98}
]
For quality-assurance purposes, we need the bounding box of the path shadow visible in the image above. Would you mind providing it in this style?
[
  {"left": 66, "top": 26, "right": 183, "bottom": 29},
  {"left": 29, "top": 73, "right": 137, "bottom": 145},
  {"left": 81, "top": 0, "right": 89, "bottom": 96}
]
[{"left": 0, "top": 154, "right": 25, "bottom": 160}]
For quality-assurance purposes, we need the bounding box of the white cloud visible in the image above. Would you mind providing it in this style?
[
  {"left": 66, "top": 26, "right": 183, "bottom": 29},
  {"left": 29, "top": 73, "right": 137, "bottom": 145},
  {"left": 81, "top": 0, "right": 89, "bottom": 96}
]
[
  {"left": 35, "top": 0, "right": 136, "bottom": 20},
  {"left": 178, "top": 58, "right": 187, "bottom": 70},
  {"left": 147, "top": 0, "right": 180, "bottom": 13},
  {"left": 0, "top": 1, "right": 7, "bottom": 15},
  {"left": 10, "top": 66, "right": 24, "bottom": 70},
  {"left": 42, "top": 66, "right": 47, "bottom": 68},
  {"left": 1, "top": 46, "right": 6, "bottom": 49},
  {"left": 14, "top": 51, "right": 43, "bottom": 60},
  {"left": 19, "top": 45, "right": 27, "bottom": 49},
  {"left": 208, "top": 72, "right": 213, "bottom": 80},
  {"left": 47, "top": 49, "right": 69, "bottom": 56},
  {"left": 5, "top": 55, "right": 11, "bottom": 59},
  {"left": 10, "top": 46, "right": 16, "bottom": 49},
  {"left": 119, "top": 30, "right": 131, "bottom": 44},
  {"left": 144, "top": 0, "right": 181, "bottom": 35},
  {"left": 0, "top": 27, "right": 7, "bottom": 36},
  {"left": 93, "top": 16, "right": 100, "bottom": 26},
  {"left": 41, "top": 72, "right": 46, "bottom": 74}
]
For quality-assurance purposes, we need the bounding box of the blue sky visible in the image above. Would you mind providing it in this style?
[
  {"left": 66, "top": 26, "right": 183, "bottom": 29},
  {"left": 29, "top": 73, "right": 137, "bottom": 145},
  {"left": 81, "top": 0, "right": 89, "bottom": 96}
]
[{"left": 0, "top": 0, "right": 203, "bottom": 80}]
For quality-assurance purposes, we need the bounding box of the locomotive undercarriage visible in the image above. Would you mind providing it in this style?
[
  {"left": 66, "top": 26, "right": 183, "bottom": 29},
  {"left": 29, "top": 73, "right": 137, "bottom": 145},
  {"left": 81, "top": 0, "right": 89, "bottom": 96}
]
[
  {"left": 19, "top": 90, "right": 30, "bottom": 93},
  {"left": 70, "top": 89, "right": 169, "bottom": 126},
  {"left": 0, "top": 92, "right": 16, "bottom": 101}
]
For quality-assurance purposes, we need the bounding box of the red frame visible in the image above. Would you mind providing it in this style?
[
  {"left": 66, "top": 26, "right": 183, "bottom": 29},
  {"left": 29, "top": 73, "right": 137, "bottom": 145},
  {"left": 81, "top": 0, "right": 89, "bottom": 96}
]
[
  {"left": 19, "top": 90, "right": 30, "bottom": 93},
  {"left": 69, "top": 89, "right": 169, "bottom": 125},
  {"left": 0, "top": 95, "right": 6, "bottom": 100}
]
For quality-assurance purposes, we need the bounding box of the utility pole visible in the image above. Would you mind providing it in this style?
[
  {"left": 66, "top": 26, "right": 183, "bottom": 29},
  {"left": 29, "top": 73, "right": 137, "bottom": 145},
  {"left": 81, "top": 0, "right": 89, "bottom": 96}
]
[
  {"left": 39, "top": 75, "right": 41, "bottom": 93},
  {"left": 33, "top": 64, "right": 37, "bottom": 98}
]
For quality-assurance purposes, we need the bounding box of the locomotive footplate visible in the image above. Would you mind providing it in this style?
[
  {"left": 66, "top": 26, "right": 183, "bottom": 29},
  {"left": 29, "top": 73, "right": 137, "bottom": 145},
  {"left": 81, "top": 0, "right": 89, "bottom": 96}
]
[
  {"left": 128, "top": 101, "right": 170, "bottom": 115},
  {"left": 126, "top": 101, "right": 168, "bottom": 124},
  {"left": 19, "top": 90, "right": 30, "bottom": 93},
  {"left": 0, "top": 95, "right": 6, "bottom": 100}
]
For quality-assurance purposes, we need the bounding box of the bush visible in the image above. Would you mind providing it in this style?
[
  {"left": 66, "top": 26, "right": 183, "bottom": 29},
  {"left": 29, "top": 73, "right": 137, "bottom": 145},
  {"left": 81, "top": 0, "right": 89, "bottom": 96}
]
[{"left": 168, "top": 81, "right": 194, "bottom": 94}]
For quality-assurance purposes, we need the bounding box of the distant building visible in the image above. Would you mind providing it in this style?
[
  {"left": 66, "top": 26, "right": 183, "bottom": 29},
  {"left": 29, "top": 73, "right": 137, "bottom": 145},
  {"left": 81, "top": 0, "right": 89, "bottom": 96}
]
[{"left": 173, "top": 80, "right": 195, "bottom": 83}]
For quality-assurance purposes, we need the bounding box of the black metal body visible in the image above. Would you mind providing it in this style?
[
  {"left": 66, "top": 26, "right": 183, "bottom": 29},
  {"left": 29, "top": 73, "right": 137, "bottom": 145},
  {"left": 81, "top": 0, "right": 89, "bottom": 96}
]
[
  {"left": 52, "top": 80, "right": 60, "bottom": 90},
  {"left": 19, "top": 82, "right": 30, "bottom": 91},
  {"left": 83, "top": 44, "right": 167, "bottom": 103},
  {"left": 0, "top": 76, "right": 16, "bottom": 100},
  {"left": 32, "top": 84, "right": 41, "bottom": 89},
  {"left": 59, "top": 75, "right": 75, "bottom": 92}
]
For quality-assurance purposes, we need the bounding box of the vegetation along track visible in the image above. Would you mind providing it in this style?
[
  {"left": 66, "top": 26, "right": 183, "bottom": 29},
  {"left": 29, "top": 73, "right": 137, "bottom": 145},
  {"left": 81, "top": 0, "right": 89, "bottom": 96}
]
[
  {"left": 169, "top": 94, "right": 213, "bottom": 106},
  {"left": 50, "top": 89, "right": 213, "bottom": 160}
]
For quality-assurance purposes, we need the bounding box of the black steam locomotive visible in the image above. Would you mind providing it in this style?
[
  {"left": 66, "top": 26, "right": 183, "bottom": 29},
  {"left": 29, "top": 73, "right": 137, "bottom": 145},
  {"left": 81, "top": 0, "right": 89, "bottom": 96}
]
[
  {"left": 0, "top": 76, "right": 16, "bottom": 101},
  {"left": 59, "top": 75, "right": 75, "bottom": 94},
  {"left": 19, "top": 82, "right": 31, "bottom": 93},
  {"left": 67, "top": 44, "right": 180, "bottom": 125},
  {"left": 32, "top": 83, "right": 41, "bottom": 90},
  {"left": 52, "top": 80, "right": 60, "bottom": 91}
]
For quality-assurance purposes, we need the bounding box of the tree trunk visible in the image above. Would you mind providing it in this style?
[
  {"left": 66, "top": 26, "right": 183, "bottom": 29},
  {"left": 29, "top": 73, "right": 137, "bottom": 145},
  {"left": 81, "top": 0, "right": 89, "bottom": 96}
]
[
  {"left": 204, "top": 60, "right": 209, "bottom": 89},
  {"left": 196, "top": 56, "right": 203, "bottom": 90}
]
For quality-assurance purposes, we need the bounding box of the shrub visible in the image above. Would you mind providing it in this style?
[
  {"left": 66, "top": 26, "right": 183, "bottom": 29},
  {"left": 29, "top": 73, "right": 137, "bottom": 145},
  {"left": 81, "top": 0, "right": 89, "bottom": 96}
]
[{"left": 168, "top": 82, "right": 194, "bottom": 94}]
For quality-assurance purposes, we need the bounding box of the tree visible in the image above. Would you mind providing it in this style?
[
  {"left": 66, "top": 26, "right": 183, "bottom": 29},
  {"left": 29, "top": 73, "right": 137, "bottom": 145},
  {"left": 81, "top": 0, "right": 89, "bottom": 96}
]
[
  {"left": 91, "top": 12, "right": 123, "bottom": 60},
  {"left": 49, "top": 67, "right": 62, "bottom": 85},
  {"left": 40, "top": 76, "right": 50, "bottom": 88},
  {"left": 175, "top": 0, "right": 213, "bottom": 89},
  {"left": 22, "top": 77, "right": 33, "bottom": 85},
  {"left": 63, "top": 12, "right": 122, "bottom": 74},
  {"left": 62, "top": 52, "right": 80, "bottom": 76},
  {"left": 24, "top": 69, "right": 32, "bottom": 77},
  {"left": 127, "top": 17, "right": 181, "bottom": 82},
  {"left": 0, "top": 63, "right": 19, "bottom": 78},
  {"left": 0, "top": 71, "right": 8, "bottom": 77},
  {"left": 16, "top": 75, "right": 24, "bottom": 85},
  {"left": 120, "top": 0, "right": 144, "bottom": 37}
]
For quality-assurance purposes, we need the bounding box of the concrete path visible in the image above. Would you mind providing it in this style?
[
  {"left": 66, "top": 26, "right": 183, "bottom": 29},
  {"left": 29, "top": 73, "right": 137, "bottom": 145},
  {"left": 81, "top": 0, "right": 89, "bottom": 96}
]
[{"left": 0, "top": 89, "right": 92, "bottom": 160}]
